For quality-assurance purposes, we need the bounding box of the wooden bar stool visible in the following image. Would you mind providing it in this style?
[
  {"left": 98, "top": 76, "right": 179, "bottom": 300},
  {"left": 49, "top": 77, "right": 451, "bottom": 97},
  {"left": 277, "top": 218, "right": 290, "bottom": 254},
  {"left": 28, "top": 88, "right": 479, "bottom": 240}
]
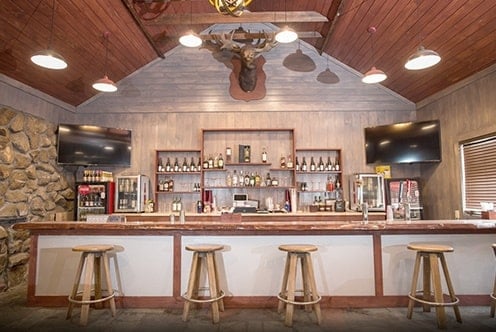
[
  {"left": 182, "top": 244, "right": 225, "bottom": 324},
  {"left": 490, "top": 243, "right": 496, "bottom": 318},
  {"left": 66, "top": 244, "right": 117, "bottom": 326},
  {"left": 277, "top": 244, "right": 322, "bottom": 327},
  {"left": 406, "top": 242, "right": 462, "bottom": 329}
]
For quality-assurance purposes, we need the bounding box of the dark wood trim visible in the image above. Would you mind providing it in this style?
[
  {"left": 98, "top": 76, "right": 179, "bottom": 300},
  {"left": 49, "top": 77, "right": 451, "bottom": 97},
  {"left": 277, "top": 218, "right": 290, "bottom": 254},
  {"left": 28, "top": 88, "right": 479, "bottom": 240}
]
[
  {"left": 26, "top": 234, "right": 38, "bottom": 305},
  {"left": 25, "top": 294, "right": 491, "bottom": 309},
  {"left": 372, "top": 233, "right": 383, "bottom": 297}
]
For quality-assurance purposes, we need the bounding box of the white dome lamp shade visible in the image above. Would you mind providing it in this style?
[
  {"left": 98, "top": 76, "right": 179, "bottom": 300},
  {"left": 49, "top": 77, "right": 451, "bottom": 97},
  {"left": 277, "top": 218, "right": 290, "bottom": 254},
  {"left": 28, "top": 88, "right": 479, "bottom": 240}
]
[
  {"left": 30, "top": 0, "right": 67, "bottom": 70},
  {"left": 405, "top": 46, "right": 441, "bottom": 70},
  {"left": 179, "top": 31, "right": 203, "bottom": 47},
  {"left": 92, "top": 32, "right": 117, "bottom": 93},
  {"left": 362, "top": 66, "right": 387, "bottom": 84}
]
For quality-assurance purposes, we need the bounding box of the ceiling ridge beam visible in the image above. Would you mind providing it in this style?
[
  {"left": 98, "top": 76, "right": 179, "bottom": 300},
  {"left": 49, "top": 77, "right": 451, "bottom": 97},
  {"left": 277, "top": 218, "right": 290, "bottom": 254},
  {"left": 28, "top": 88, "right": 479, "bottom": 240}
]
[{"left": 148, "top": 11, "right": 328, "bottom": 25}]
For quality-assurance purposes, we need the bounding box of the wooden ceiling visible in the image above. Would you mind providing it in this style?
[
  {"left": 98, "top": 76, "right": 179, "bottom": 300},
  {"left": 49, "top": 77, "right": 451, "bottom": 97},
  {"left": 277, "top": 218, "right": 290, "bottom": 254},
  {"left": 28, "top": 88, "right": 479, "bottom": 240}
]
[{"left": 1, "top": 0, "right": 495, "bottom": 107}]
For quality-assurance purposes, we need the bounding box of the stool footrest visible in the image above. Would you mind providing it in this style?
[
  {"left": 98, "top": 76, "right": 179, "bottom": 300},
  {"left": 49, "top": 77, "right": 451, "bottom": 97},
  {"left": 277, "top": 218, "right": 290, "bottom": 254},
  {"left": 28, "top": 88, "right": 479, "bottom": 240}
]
[
  {"left": 182, "top": 290, "right": 225, "bottom": 304},
  {"left": 408, "top": 290, "right": 459, "bottom": 307},
  {"left": 278, "top": 290, "right": 322, "bottom": 306},
  {"left": 68, "top": 289, "right": 116, "bottom": 305},
  {"left": 490, "top": 293, "right": 496, "bottom": 301}
]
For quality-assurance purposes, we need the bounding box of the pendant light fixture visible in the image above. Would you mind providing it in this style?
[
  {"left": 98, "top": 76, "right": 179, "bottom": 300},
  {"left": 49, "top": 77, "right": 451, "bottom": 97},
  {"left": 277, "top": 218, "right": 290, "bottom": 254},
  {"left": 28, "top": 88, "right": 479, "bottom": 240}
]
[
  {"left": 362, "top": 26, "right": 387, "bottom": 84},
  {"left": 30, "top": 0, "right": 67, "bottom": 70},
  {"left": 275, "top": 0, "right": 298, "bottom": 43},
  {"left": 404, "top": 0, "right": 441, "bottom": 70},
  {"left": 179, "top": 1, "right": 202, "bottom": 47},
  {"left": 92, "top": 32, "right": 117, "bottom": 93}
]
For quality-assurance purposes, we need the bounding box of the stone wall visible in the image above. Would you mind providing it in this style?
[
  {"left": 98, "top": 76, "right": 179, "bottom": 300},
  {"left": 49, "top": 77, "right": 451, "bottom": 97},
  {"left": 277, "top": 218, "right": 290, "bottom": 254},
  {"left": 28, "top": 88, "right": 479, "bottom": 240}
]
[{"left": 0, "top": 106, "right": 74, "bottom": 291}]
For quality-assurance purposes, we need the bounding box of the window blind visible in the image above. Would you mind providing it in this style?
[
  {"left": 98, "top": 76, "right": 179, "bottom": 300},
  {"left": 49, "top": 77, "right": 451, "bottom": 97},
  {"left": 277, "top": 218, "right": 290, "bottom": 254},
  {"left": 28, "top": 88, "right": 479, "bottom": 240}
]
[{"left": 461, "top": 136, "right": 496, "bottom": 211}]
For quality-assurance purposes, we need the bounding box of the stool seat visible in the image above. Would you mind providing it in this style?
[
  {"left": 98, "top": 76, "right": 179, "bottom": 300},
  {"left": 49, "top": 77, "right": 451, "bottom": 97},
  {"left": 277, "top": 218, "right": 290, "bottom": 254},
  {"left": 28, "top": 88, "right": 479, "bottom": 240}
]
[
  {"left": 407, "top": 242, "right": 462, "bottom": 329},
  {"left": 182, "top": 243, "right": 225, "bottom": 324},
  {"left": 72, "top": 244, "right": 115, "bottom": 253},
  {"left": 407, "top": 243, "right": 453, "bottom": 253},
  {"left": 66, "top": 244, "right": 117, "bottom": 326},
  {"left": 279, "top": 244, "right": 318, "bottom": 253},
  {"left": 186, "top": 244, "right": 224, "bottom": 252},
  {"left": 277, "top": 243, "right": 321, "bottom": 327}
]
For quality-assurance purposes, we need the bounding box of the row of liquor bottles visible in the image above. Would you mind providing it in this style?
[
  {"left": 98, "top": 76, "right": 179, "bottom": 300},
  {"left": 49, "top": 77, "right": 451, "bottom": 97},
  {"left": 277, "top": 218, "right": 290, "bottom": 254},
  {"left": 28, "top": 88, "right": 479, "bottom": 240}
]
[{"left": 157, "top": 155, "right": 340, "bottom": 172}]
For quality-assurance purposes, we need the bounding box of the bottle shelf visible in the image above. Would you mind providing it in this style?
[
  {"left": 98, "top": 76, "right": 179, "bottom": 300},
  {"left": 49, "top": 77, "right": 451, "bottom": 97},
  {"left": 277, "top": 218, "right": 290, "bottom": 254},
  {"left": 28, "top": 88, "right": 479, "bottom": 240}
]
[
  {"left": 157, "top": 171, "right": 201, "bottom": 175},
  {"left": 296, "top": 171, "right": 341, "bottom": 174},
  {"left": 156, "top": 191, "right": 201, "bottom": 195},
  {"left": 203, "top": 186, "right": 295, "bottom": 190},
  {"left": 224, "top": 162, "right": 273, "bottom": 167}
]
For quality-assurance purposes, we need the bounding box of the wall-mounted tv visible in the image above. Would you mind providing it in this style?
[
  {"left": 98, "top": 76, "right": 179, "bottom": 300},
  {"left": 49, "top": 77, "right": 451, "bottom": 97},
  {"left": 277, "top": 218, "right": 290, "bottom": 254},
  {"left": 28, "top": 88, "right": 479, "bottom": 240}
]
[
  {"left": 364, "top": 120, "right": 441, "bottom": 164},
  {"left": 57, "top": 124, "right": 132, "bottom": 167}
]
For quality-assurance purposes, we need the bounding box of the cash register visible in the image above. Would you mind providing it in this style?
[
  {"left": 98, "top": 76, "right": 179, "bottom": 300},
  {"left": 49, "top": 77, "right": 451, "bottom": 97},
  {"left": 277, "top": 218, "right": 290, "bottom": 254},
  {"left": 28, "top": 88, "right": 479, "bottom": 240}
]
[{"left": 232, "top": 194, "right": 258, "bottom": 213}]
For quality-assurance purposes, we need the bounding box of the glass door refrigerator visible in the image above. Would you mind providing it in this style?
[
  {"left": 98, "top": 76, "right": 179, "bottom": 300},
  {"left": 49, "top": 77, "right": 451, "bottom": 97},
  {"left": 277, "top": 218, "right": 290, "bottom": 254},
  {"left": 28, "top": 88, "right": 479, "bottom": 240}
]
[
  {"left": 75, "top": 182, "right": 115, "bottom": 221},
  {"left": 385, "top": 178, "right": 423, "bottom": 220},
  {"left": 114, "top": 175, "right": 150, "bottom": 213},
  {"left": 350, "top": 173, "right": 386, "bottom": 211}
]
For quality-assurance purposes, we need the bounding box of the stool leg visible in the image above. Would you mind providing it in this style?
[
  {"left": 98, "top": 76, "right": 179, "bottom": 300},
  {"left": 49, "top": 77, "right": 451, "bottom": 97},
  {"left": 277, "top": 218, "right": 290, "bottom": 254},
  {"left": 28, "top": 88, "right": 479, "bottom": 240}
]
[
  {"left": 102, "top": 252, "right": 116, "bottom": 317},
  {"left": 80, "top": 253, "right": 95, "bottom": 326},
  {"left": 212, "top": 252, "right": 224, "bottom": 312},
  {"left": 304, "top": 253, "right": 322, "bottom": 325},
  {"left": 94, "top": 254, "right": 103, "bottom": 310},
  {"left": 284, "top": 253, "right": 298, "bottom": 327},
  {"left": 67, "top": 252, "right": 87, "bottom": 320},
  {"left": 407, "top": 252, "right": 422, "bottom": 319},
  {"left": 278, "top": 252, "right": 291, "bottom": 313},
  {"left": 182, "top": 252, "right": 200, "bottom": 322},
  {"left": 491, "top": 275, "right": 496, "bottom": 317},
  {"left": 430, "top": 253, "right": 447, "bottom": 329},
  {"left": 206, "top": 252, "right": 220, "bottom": 324},
  {"left": 439, "top": 253, "right": 462, "bottom": 323},
  {"left": 301, "top": 254, "right": 311, "bottom": 312},
  {"left": 422, "top": 253, "right": 432, "bottom": 312}
]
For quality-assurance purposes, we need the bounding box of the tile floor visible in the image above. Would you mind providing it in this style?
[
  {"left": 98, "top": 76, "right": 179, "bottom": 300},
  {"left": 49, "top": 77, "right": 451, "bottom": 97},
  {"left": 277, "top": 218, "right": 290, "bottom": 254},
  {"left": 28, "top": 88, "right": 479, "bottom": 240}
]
[{"left": 1, "top": 283, "right": 495, "bottom": 331}]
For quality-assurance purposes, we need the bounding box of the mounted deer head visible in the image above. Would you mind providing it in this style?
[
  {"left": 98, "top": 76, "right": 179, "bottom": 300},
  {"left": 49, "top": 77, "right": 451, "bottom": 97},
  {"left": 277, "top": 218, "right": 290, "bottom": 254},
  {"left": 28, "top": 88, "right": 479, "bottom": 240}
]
[{"left": 204, "top": 29, "right": 278, "bottom": 93}]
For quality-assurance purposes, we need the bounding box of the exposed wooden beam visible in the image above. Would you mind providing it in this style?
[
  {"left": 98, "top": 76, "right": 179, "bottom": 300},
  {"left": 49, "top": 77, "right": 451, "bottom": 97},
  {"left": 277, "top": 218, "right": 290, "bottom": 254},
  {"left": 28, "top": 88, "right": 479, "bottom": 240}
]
[
  {"left": 199, "top": 31, "right": 322, "bottom": 40},
  {"left": 317, "top": 0, "right": 344, "bottom": 55},
  {"left": 148, "top": 11, "right": 329, "bottom": 25}
]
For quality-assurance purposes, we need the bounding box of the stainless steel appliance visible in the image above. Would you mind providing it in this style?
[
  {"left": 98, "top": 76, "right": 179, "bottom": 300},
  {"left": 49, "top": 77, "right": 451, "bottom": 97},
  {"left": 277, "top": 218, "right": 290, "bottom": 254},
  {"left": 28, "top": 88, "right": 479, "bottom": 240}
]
[
  {"left": 114, "top": 175, "right": 150, "bottom": 213},
  {"left": 350, "top": 173, "right": 385, "bottom": 211}
]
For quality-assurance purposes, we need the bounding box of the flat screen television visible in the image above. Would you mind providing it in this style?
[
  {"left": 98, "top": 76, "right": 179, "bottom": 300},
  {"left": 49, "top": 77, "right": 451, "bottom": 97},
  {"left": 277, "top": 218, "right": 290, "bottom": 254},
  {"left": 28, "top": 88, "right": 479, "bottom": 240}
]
[
  {"left": 57, "top": 124, "right": 132, "bottom": 166},
  {"left": 364, "top": 120, "right": 441, "bottom": 164}
]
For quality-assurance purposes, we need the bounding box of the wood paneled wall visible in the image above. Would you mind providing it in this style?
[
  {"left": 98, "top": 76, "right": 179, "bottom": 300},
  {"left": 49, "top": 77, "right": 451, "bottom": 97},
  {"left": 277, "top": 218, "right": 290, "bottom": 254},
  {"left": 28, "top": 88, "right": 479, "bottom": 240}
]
[{"left": 417, "top": 66, "right": 496, "bottom": 220}]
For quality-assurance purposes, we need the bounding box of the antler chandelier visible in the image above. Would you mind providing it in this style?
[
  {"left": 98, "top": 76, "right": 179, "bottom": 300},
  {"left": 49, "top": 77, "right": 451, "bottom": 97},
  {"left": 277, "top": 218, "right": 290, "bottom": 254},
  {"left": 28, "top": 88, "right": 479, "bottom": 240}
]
[{"left": 209, "top": 0, "right": 253, "bottom": 17}]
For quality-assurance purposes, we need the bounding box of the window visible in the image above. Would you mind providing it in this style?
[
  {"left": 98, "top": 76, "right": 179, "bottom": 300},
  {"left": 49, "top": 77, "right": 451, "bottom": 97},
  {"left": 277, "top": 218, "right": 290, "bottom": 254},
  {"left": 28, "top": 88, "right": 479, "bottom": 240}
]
[{"left": 460, "top": 135, "right": 496, "bottom": 212}]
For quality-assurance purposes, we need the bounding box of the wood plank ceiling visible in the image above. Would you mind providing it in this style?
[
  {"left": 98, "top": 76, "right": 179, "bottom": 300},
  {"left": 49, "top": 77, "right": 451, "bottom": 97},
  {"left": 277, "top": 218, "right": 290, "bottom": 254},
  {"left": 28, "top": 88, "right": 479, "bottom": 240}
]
[{"left": 0, "top": 0, "right": 495, "bottom": 107}]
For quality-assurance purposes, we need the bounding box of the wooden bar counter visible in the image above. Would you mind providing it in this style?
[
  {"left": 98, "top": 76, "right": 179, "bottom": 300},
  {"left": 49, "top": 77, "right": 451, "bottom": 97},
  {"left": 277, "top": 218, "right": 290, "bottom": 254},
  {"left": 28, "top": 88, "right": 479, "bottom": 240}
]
[{"left": 14, "top": 213, "right": 496, "bottom": 309}]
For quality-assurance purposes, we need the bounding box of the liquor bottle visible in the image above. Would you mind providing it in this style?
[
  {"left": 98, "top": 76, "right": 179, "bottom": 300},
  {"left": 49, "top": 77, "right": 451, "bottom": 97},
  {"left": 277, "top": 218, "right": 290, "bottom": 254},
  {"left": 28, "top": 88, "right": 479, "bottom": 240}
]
[
  {"left": 265, "top": 172, "right": 272, "bottom": 186},
  {"left": 249, "top": 173, "right": 255, "bottom": 186},
  {"left": 295, "top": 157, "right": 300, "bottom": 171},
  {"left": 202, "top": 156, "right": 209, "bottom": 169},
  {"left": 301, "top": 157, "right": 307, "bottom": 171},
  {"left": 226, "top": 171, "right": 232, "bottom": 187},
  {"left": 286, "top": 155, "right": 293, "bottom": 169},
  {"left": 335, "top": 156, "right": 340, "bottom": 171},
  {"left": 218, "top": 153, "right": 224, "bottom": 168},
  {"left": 244, "top": 172, "right": 251, "bottom": 186},
  {"left": 280, "top": 155, "right": 286, "bottom": 168},
  {"left": 262, "top": 148, "right": 267, "bottom": 163},
  {"left": 173, "top": 158, "right": 179, "bottom": 172},
  {"left": 197, "top": 158, "right": 202, "bottom": 171},
  {"left": 318, "top": 156, "right": 324, "bottom": 171},
  {"left": 232, "top": 170, "right": 238, "bottom": 186},
  {"left": 226, "top": 147, "right": 232, "bottom": 163},
  {"left": 213, "top": 154, "right": 219, "bottom": 168},
  {"left": 190, "top": 157, "right": 196, "bottom": 172},
  {"left": 165, "top": 158, "right": 171, "bottom": 172},
  {"left": 238, "top": 170, "right": 244, "bottom": 186},
  {"left": 208, "top": 155, "right": 214, "bottom": 169},
  {"left": 326, "top": 156, "right": 332, "bottom": 171},
  {"left": 182, "top": 157, "right": 188, "bottom": 172},
  {"left": 158, "top": 158, "right": 163, "bottom": 172},
  {"left": 255, "top": 172, "right": 261, "bottom": 186},
  {"left": 310, "top": 157, "right": 316, "bottom": 171}
]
